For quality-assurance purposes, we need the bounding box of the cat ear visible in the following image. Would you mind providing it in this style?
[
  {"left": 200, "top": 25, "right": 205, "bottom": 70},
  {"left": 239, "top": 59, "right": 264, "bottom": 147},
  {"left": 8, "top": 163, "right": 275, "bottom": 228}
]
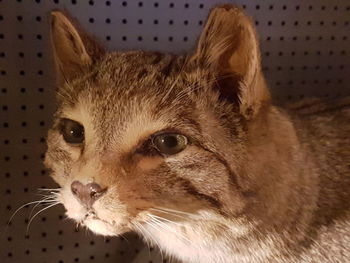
[
  {"left": 192, "top": 5, "right": 270, "bottom": 118},
  {"left": 50, "top": 11, "right": 105, "bottom": 84}
]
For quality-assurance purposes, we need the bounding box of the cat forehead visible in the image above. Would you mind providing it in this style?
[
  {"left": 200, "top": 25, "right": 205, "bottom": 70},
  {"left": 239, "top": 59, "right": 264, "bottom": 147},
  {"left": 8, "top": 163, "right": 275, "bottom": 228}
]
[
  {"left": 58, "top": 51, "right": 196, "bottom": 106},
  {"left": 98, "top": 51, "right": 186, "bottom": 82}
]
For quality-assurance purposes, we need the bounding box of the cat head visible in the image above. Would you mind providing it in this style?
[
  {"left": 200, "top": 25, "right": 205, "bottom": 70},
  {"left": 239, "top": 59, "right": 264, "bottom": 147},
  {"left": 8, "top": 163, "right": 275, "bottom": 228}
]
[{"left": 45, "top": 5, "right": 270, "bottom": 237}]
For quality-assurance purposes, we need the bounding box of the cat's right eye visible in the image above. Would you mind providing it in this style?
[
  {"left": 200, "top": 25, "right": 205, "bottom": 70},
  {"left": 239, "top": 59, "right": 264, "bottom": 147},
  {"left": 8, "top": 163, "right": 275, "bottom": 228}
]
[{"left": 59, "top": 118, "right": 85, "bottom": 145}]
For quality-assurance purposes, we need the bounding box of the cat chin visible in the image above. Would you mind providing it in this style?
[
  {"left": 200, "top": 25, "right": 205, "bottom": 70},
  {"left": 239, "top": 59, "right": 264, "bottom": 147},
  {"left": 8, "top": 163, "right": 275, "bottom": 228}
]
[{"left": 83, "top": 217, "right": 119, "bottom": 236}]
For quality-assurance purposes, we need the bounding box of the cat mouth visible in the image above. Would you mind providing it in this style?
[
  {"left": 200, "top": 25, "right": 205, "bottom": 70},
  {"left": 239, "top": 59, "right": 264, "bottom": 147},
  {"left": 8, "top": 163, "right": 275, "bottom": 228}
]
[
  {"left": 81, "top": 211, "right": 113, "bottom": 225},
  {"left": 79, "top": 211, "right": 122, "bottom": 236}
]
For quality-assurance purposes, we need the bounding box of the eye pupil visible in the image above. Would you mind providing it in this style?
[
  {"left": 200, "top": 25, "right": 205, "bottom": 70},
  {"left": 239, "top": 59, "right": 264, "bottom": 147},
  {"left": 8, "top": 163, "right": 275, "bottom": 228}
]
[{"left": 161, "top": 136, "right": 178, "bottom": 148}]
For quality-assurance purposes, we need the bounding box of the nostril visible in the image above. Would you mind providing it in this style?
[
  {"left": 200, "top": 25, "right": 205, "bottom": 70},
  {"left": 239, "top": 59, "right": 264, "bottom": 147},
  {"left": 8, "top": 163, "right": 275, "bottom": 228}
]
[
  {"left": 90, "top": 190, "right": 97, "bottom": 198},
  {"left": 71, "top": 181, "right": 83, "bottom": 196},
  {"left": 88, "top": 183, "right": 107, "bottom": 199},
  {"left": 72, "top": 187, "right": 78, "bottom": 195}
]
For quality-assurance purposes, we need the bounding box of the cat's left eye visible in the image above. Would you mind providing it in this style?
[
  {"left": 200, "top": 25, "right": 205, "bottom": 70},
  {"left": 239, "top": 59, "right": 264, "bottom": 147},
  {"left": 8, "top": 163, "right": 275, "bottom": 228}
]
[
  {"left": 59, "top": 118, "right": 85, "bottom": 145},
  {"left": 152, "top": 133, "right": 188, "bottom": 155}
]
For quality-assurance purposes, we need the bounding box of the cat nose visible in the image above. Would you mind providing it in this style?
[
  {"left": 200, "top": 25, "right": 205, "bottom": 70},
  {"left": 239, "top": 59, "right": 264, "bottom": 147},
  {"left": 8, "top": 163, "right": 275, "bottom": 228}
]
[{"left": 71, "top": 181, "right": 107, "bottom": 208}]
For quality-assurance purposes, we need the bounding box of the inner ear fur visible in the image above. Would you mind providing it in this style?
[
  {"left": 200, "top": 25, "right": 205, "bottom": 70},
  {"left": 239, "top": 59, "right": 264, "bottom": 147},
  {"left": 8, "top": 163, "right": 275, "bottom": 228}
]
[
  {"left": 191, "top": 5, "right": 270, "bottom": 118},
  {"left": 50, "top": 11, "right": 105, "bottom": 84}
]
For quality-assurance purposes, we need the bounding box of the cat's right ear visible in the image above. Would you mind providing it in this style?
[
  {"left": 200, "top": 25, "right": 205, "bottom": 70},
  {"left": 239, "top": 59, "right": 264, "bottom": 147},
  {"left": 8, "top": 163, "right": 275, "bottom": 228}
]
[{"left": 50, "top": 11, "right": 105, "bottom": 84}]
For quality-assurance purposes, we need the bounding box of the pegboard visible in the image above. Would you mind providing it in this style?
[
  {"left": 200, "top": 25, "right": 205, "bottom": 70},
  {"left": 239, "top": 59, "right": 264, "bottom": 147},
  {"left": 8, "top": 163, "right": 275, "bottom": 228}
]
[{"left": 0, "top": 0, "right": 349, "bottom": 263}]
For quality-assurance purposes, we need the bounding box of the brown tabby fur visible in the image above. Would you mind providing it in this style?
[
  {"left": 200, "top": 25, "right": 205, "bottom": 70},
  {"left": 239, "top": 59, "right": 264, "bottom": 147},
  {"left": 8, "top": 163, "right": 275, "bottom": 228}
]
[{"left": 45, "top": 5, "right": 350, "bottom": 263}]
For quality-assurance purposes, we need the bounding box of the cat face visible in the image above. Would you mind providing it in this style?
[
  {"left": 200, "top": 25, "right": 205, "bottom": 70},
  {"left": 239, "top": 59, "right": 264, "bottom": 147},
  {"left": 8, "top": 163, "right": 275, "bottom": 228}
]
[{"left": 46, "top": 6, "right": 269, "bottom": 238}]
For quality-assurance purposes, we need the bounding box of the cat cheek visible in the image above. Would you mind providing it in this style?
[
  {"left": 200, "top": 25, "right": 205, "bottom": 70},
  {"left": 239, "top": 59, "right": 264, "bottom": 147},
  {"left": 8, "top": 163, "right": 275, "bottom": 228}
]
[{"left": 136, "top": 156, "right": 163, "bottom": 171}]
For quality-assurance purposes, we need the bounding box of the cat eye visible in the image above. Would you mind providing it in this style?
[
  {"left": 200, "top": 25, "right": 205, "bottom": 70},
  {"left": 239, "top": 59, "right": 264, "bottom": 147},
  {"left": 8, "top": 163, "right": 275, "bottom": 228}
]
[
  {"left": 59, "top": 118, "right": 85, "bottom": 145},
  {"left": 152, "top": 133, "right": 188, "bottom": 155}
]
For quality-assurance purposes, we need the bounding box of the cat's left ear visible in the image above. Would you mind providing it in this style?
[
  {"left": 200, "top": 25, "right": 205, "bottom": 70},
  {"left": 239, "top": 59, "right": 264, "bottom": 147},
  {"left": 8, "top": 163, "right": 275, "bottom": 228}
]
[
  {"left": 50, "top": 11, "right": 105, "bottom": 84},
  {"left": 191, "top": 5, "right": 270, "bottom": 118}
]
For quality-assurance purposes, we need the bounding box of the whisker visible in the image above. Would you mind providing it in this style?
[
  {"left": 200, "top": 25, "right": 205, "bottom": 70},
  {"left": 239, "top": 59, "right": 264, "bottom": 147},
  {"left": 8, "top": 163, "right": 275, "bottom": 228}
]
[
  {"left": 139, "top": 222, "right": 164, "bottom": 262},
  {"left": 26, "top": 202, "right": 60, "bottom": 234},
  {"left": 29, "top": 198, "right": 59, "bottom": 218},
  {"left": 118, "top": 233, "right": 130, "bottom": 244},
  {"left": 38, "top": 188, "right": 61, "bottom": 192},
  {"left": 149, "top": 214, "right": 182, "bottom": 226},
  {"left": 171, "top": 71, "right": 242, "bottom": 108},
  {"left": 157, "top": 207, "right": 196, "bottom": 216},
  {"left": 148, "top": 215, "right": 193, "bottom": 245},
  {"left": 149, "top": 208, "right": 189, "bottom": 220},
  {"left": 160, "top": 56, "right": 189, "bottom": 104},
  {"left": 150, "top": 207, "right": 195, "bottom": 219},
  {"left": 8, "top": 199, "right": 57, "bottom": 224}
]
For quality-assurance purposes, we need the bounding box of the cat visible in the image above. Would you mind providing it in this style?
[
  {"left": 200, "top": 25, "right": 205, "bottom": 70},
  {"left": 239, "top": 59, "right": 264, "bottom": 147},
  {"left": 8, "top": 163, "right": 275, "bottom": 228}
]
[{"left": 45, "top": 5, "right": 350, "bottom": 263}]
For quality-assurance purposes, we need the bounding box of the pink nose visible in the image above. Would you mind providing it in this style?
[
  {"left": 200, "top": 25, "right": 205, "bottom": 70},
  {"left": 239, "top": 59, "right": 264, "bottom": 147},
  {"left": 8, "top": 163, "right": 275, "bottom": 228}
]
[{"left": 71, "top": 181, "right": 107, "bottom": 208}]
